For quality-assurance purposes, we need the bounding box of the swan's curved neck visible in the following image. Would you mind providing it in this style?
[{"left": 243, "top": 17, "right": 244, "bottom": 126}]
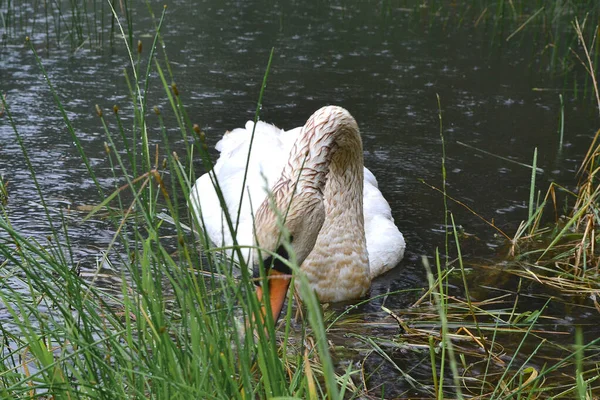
[
  {"left": 288, "top": 107, "right": 369, "bottom": 302},
  {"left": 302, "top": 128, "right": 370, "bottom": 302},
  {"left": 254, "top": 106, "right": 368, "bottom": 301}
]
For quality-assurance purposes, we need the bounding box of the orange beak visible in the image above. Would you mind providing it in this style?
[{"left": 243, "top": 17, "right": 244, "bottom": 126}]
[{"left": 255, "top": 269, "right": 292, "bottom": 324}]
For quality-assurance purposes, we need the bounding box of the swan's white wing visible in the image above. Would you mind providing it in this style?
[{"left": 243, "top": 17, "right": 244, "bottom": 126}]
[
  {"left": 189, "top": 121, "right": 298, "bottom": 262},
  {"left": 363, "top": 168, "right": 406, "bottom": 277}
]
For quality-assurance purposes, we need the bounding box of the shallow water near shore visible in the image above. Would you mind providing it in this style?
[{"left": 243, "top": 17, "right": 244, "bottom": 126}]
[{"left": 2, "top": 0, "right": 600, "bottom": 396}]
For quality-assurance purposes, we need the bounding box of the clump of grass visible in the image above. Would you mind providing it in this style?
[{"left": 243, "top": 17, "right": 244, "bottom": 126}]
[
  {"left": 507, "top": 19, "right": 600, "bottom": 292},
  {"left": 335, "top": 218, "right": 600, "bottom": 398},
  {"left": 0, "top": 8, "right": 356, "bottom": 399}
]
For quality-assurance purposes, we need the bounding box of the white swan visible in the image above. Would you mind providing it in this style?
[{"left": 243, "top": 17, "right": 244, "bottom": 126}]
[{"left": 189, "top": 106, "right": 405, "bottom": 319}]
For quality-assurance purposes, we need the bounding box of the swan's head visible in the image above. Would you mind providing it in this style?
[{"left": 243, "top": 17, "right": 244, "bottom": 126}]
[{"left": 252, "top": 191, "right": 325, "bottom": 323}]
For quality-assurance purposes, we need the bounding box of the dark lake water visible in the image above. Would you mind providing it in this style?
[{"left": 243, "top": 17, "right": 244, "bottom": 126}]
[{"left": 2, "top": 0, "right": 599, "bottom": 396}]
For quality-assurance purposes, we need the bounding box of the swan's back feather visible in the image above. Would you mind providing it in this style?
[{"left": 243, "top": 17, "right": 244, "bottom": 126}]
[{"left": 190, "top": 121, "right": 293, "bottom": 262}]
